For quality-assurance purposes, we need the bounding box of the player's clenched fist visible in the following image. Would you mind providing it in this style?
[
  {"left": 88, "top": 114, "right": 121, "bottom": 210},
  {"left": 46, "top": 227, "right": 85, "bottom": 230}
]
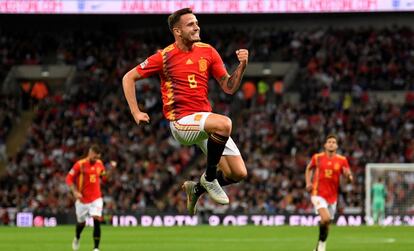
[{"left": 236, "top": 49, "right": 248, "bottom": 64}]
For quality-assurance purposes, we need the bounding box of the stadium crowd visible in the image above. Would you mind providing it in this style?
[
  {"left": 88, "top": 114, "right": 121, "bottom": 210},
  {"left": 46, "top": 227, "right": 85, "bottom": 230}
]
[
  {"left": 282, "top": 26, "right": 414, "bottom": 92},
  {"left": 0, "top": 95, "right": 19, "bottom": 162},
  {"left": 1, "top": 25, "right": 414, "bottom": 224},
  {"left": 2, "top": 25, "right": 414, "bottom": 93}
]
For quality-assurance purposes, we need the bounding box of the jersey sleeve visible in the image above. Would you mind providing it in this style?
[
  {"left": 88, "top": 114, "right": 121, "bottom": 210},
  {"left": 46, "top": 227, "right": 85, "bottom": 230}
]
[
  {"left": 210, "top": 47, "right": 228, "bottom": 81},
  {"left": 66, "top": 162, "right": 80, "bottom": 186},
  {"left": 136, "top": 52, "right": 163, "bottom": 78},
  {"left": 308, "top": 155, "right": 317, "bottom": 170},
  {"left": 341, "top": 157, "right": 351, "bottom": 173}
]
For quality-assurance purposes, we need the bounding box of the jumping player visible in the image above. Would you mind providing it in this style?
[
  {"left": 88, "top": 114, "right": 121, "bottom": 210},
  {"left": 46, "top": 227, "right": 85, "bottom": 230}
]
[{"left": 122, "top": 8, "right": 248, "bottom": 214}]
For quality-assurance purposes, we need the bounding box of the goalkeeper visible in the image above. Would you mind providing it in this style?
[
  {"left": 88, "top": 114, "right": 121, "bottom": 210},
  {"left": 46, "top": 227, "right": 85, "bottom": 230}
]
[{"left": 372, "top": 177, "right": 386, "bottom": 225}]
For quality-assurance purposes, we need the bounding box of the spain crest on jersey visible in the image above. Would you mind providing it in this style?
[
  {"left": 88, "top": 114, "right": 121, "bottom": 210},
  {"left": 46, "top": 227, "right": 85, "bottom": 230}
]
[
  {"left": 334, "top": 163, "right": 340, "bottom": 171},
  {"left": 199, "top": 58, "right": 207, "bottom": 72}
]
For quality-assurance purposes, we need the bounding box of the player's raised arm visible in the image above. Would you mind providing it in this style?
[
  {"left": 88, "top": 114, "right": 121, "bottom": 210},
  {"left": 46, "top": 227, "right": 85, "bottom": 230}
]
[
  {"left": 122, "top": 68, "right": 150, "bottom": 125},
  {"left": 217, "top": 49, "right": 249, "bottom": 95}
]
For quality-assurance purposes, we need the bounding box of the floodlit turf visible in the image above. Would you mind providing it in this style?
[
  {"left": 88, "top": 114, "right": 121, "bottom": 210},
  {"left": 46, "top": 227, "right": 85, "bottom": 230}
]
[{"left": 0, "top": 225, "right": 413, "bottom": 251}]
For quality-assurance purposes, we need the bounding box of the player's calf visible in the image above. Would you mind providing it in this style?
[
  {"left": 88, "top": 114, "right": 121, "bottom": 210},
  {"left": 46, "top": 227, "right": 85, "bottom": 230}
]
[
  {"left": 72, "top": 222, "right": 85, "bottom": 250},
  {"left": 217, "top": 170, "right": 241, "bottom": 186},
  {"left": 93, "top": 217, "right": 101, "bottom": 250}
]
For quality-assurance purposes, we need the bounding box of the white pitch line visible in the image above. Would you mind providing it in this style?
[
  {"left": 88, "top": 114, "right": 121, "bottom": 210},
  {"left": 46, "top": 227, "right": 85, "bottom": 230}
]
[
  {"left": 152, "top": 237, "right": 400, "bottom": 244},
  {"left": 340, "top": 237, "right": 399, "bottom": 244},
  {"left": 148, "top": 237, "right": 302, "bottom": 243},
  {"left": 384, "top": 238, "right": 396, "bottom": 243}
]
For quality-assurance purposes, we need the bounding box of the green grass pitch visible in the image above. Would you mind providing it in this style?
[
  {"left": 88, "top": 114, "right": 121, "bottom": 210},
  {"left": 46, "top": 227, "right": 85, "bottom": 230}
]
[{"left": 0, "top": 225, "right": 413, "bottom": 251}]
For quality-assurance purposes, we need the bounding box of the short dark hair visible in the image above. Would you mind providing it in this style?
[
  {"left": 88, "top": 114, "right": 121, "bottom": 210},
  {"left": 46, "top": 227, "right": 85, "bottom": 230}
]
[
  {"left": 168, "top": 8, "right": 193, "bottom": 32},
  {"left": 89, "top": 144, "right": 102, "bottom": 154},
  {"left": 325, "top": 134, "right": 338, "bottom": 143}
]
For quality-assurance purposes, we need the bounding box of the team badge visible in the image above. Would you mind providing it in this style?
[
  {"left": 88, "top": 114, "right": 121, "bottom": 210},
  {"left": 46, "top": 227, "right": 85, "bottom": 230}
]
[
  {"left": 334, "top": 163, "right": 340, "bottom": 171},
  {"left": 198, "top": 58, "right": 207, "bottom": 72}
]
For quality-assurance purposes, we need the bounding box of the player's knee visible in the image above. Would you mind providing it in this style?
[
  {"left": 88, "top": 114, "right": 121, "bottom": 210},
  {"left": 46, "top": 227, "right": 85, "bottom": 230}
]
[
  {"left": 92, "top": 216, "right": 101, "bottom": 222},
  {"left": 216, "top": 117, "right": 232, "bottom": 136},
  {"left": 320, "top": 218, "right": 331, "bottom": 226},
  {"left": 233, "top": 168, "right": 247, "bottom": 181}
]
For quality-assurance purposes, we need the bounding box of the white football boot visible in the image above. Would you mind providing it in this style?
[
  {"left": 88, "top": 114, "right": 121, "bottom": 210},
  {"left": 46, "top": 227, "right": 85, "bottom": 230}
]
[
  {"left": 182, "top": 181, "right": 201, "bottom": 215},
  {"left": 200, "top": 173, "right": 229, "bottom": 204},
  {"left": 72, "top": 237, "right": 80, "bottom": 251}
]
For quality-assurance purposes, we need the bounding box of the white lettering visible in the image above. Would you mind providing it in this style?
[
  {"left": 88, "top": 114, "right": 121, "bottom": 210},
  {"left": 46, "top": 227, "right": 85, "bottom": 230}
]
[
  {"left": 141, "top": 215, "right": 152, "bottom": 227},
  {"left": 262, "top": 215, "right": 274, "bottom": 226},
  {"left": 251, "top": 215, "right": 262, "bottom": 225},
  {"left": 153, "top": 216, "right": 163, "bottom": 227},
  {"left": 336, "top": 216, "right": 347, "bottom": 226},
  {"left": 223, "top": 215, "right": 237, "bottom": 226},
  {"left": 208, "top": 215, "right": 220, "bottom": 226},
  {"left": 289, "top": 215, "right": 300, "bottom": 226},
  {"left": 164, "top": 216, "right": 175, "bottom": 227},
  {"left": 124, "top": 216, "right": 138, "bottom": 226},
  {"left": 112, "top": 216, "right": 118, "bottom": 226},
  {"left": 184, "top": 216, "right": 198, "bottom": 226},
  {"left": 382, "top": 216, "right": 394, "bottom": 226},
  {"left": 275, "top": 215, "right": 286, "bottom": 226},
  {"left": 44, "top": 217, "right": 57, "bottom": 227},
  {"left": 348, "top": 216, "right": 361, "bottom": 226},
  {"left": 237, "top": 215, "right": 248, "bottom": 226},
  {"left": 403, "top": 216, "right": 414, "bottom": 226}
]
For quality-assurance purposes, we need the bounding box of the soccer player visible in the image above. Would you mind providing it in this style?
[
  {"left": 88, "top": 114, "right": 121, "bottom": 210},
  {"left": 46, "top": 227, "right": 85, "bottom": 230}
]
[
  {"left": 122, "top": 8, "right": 248, "bottom": 214},
  {"left": 66, "top": 145, "right": 116, "bottom": 251},
  {"left": 372, "top": 177, "right": 386, "bottom": 225},
  {"left": 305, "top": 135, "right": 353, "bottom": 251}
]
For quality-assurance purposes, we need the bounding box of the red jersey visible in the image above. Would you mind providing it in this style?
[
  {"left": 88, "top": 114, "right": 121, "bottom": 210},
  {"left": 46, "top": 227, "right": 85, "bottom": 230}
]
[
  {"left": 65, "top": 158, "right": 106, "bottom": 203},
  {"left": 136, "top": 42, "right": 227, "bottom": 121},
  {"left": 308, "top": 152, "right": 350, "bottom": 204}
]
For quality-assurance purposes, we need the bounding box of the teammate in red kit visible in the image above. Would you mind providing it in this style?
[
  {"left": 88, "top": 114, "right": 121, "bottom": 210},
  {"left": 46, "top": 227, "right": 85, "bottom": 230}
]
[
  {"left": 305, "top": 135, "right": 353, "bottom": 251},
  {"left": 66, "top": 145, "right": 116, "bottom": 251},
  {"left": 122, "top": 7, "right": 248, "bottom": 214}
]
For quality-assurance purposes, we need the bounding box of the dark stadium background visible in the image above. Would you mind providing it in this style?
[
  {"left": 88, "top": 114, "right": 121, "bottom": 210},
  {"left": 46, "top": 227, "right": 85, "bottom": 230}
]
[{"left": 0, "top": 9, "right": 414, "bottom": 228}]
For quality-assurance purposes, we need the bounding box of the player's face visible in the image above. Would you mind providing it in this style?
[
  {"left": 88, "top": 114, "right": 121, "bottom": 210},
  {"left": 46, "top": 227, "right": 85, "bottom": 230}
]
[
  {"left": 177, "top": 13, "right": 200, "bottom": 43},
  {"left": 88, "top": 149, "right": 101, "bottom": 164},
  {"left": 324, "top": 138, "right": 338, "bottom": 153}
]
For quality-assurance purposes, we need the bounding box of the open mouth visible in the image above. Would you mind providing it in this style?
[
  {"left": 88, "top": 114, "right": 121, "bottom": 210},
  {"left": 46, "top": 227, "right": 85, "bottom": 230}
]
[{"left": 190, "top": 33, "right": 200, "bottom": 41}]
